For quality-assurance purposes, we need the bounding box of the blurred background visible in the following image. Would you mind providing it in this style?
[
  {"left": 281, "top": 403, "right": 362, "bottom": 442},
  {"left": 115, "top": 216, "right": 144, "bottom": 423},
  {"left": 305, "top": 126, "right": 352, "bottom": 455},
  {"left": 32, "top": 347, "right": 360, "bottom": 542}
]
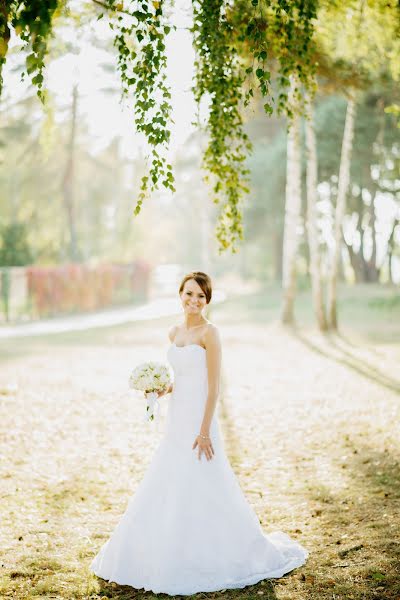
[{"left": 0, "top": 0, "right": 398, "bottom": 328}]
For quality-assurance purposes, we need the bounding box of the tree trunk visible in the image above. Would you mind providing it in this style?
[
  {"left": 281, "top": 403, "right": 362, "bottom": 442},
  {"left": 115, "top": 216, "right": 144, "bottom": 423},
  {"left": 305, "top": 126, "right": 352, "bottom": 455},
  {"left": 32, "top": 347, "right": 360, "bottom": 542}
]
[
  {"left": 273, "top": 223, "right": 283, "bottom": 282},
  {"left": 363, "top": 99, "right": 385, "bottom": 283},
  {"left": 387, "top": 217, "right": 399, "bottom": 284},
  {"left": 281, "top": 77, "right": 301, "bottom": 325},
  {"left": 328, "top": 90, "right": 356, "bottom": 329},
  {"left": 346, "top": 192, "right": 380, "bottom": 283},
  {"left": 365, "top": 193, "right": 380, "bottom": 282},
  {"left": 346, "top": 240, "right": 364, "bottom": 282},
  {"left": 305, "top": 92, "right": 328, "bottom": 331},
  {"left": 62, "top": 84, "right": 79, "bottom": 261}
]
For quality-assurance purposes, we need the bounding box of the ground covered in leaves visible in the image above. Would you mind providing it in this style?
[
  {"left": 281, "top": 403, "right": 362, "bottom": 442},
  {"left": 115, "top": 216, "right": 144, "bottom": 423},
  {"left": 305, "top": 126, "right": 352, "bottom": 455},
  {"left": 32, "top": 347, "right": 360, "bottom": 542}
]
[{"left": 1, "top": 284, "right": 399, "bottom": 599}]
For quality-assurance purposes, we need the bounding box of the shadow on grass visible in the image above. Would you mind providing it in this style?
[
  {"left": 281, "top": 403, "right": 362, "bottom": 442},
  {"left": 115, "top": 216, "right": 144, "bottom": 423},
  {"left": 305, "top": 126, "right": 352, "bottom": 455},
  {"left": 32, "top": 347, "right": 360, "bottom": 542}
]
[
  {"left": 291, "top": 327, "right": 400, "bottom": 395},
  {"left": 218, "top": 372, "right": 400, "bottom": 600},
  {"left": 218, "top": 385, "right": 246, "bottom": 469},
  {"left": 306, "top": 443, "right": 400, "bottom": 600},
  {"left": 335, "top": 330, "right": 389, "bottom": 359},
  {"left": 94, "top": 578, "right": 278, "bottom": 600}
]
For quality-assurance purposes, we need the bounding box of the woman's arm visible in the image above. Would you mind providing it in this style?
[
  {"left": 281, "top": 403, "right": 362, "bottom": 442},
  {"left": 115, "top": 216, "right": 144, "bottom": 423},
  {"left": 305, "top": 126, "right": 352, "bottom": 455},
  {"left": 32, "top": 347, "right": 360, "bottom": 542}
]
[{"left": 199, "top": 325, "right": 222, "bottom": 437}]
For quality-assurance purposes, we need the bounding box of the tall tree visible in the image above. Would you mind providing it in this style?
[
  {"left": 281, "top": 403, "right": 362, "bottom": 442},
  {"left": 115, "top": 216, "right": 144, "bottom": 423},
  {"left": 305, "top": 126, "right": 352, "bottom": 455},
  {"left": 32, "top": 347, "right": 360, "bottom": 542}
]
[
  {"left": 304, "top": 88, "right": 328, "bottom": 330},
  {"left": 62, "top": 83, "right": 79, "bottom": 261},
  {"left": 281, "top": 77, "right": 302, "bottom": 325},
  {"left": 316, "top": 0, "right": 400, "bottom": 326},
  {"left": 327, "top": 90, "right": 357, "bottom": 329}
]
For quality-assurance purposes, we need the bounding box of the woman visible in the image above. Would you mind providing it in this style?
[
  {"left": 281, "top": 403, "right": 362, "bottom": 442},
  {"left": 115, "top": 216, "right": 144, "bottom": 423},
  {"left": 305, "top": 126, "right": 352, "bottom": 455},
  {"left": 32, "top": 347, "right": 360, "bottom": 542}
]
[{"left": 90, "top": 271, "right": 308, "bottom": 594}]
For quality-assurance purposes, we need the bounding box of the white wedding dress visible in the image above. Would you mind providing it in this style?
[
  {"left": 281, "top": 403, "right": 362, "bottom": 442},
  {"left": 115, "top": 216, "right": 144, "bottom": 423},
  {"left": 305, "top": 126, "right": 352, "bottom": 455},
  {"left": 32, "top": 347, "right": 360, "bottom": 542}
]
[{"left": 90, "top": 343, "right": 308, "bottom": 594}]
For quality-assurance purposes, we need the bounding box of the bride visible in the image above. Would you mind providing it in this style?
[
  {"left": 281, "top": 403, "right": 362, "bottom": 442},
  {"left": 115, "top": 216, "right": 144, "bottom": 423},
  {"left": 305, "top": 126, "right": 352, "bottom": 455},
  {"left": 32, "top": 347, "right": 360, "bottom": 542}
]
[{"left": 90, "top": 271, "right": 308, "bottom": 594}]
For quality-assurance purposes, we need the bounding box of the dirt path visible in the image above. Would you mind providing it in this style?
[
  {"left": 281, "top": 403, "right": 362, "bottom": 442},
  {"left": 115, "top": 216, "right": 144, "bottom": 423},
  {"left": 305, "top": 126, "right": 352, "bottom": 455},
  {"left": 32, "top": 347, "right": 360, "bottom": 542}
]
[{"left": 1, "top": 315, "right": 399, "bottom": 599}]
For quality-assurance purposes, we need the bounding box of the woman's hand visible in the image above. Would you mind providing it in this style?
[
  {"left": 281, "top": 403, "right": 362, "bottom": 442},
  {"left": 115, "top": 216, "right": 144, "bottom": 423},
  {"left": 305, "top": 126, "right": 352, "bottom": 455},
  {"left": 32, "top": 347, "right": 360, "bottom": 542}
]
[
  {"left": 192, "top": 434, "right": 214, "bottom": 461},
  {"left": 145, "top": 384, "right": 172, "bottom": 400}
]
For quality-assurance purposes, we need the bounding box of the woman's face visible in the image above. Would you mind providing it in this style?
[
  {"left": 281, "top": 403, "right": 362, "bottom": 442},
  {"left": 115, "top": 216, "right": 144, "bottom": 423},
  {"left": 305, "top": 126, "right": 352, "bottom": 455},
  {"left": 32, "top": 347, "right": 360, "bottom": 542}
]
[{"left": 180, "top": 278, "right": 208, "bottom": 316}]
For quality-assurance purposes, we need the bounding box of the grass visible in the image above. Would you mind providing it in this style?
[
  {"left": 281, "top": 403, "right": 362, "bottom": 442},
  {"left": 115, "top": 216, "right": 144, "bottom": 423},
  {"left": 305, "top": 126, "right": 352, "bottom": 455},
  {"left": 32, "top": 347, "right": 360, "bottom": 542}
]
[{"left": 0, "top": 283, "right": 399, "bottom": 599}]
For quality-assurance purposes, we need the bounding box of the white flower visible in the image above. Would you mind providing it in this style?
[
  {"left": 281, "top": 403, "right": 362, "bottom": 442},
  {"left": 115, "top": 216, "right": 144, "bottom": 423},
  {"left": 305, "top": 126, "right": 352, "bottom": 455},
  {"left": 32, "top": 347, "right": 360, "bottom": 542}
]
[{"left": 129, "top": 361, "right": 172, "bottom": 422}]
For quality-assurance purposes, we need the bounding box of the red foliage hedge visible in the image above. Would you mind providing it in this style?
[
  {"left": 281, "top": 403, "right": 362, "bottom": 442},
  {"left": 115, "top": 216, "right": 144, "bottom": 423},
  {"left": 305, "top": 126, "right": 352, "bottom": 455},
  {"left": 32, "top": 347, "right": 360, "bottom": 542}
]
[{"left": 26, "top": 261, "right": 151, "bottom": 318}]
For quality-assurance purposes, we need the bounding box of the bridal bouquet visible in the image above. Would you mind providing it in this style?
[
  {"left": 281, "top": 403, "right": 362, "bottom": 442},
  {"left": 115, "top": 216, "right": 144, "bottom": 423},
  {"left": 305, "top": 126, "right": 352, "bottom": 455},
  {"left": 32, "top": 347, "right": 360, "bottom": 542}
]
[{"left": 129, "top": 362, "right": 171, "bottom": 421}]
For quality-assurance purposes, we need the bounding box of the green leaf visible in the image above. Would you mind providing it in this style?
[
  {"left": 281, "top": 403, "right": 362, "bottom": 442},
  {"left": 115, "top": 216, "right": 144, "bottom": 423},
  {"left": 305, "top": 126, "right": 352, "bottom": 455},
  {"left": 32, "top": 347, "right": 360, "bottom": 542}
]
[
  {"left": 133, "top": 11, "right": 147, "bottom": 21},
  {"left": 371, "top": 572, "right": 386, "bottom": 582},
  {"left": 264, "top": 103, "right": 273, "bottom": 115},
  {"left": 246, "top": 23, "right": 255, "bottom": 35},
  {"left": 32, "top": 73, "right": 43, "bottom": 85},
  {"left": 26, "top": 54, "right": 38, "bottom": 74}
]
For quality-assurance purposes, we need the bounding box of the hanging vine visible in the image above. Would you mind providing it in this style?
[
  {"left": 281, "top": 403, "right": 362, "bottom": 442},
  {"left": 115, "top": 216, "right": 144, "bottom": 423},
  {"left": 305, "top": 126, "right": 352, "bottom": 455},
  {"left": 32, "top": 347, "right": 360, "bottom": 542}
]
[
  {"left": 3, "top": 0, "right": 174, "bottom": 217},
  {"left": 0, "top": 0, "right": 319, "bottom": 252},
  {"left": 192, "top": 0, "right": 253, "bottom": 251},
  {"left": 11, "top": 0, "right": 59, "bottom": 102},
  {"left": 191, "top": 0, "right": 317, "bottom": 251},
  {"left": 233, "top": 0, "right": 272, "bottom": 113},
  {"left": 268, "top": 0, "right": 318, "bottom": 114},
  {"left": 98, "top": 0, "right": 175, "bottom": 212},
  {"left": 0, "top": 1, "right": 11, "bottom": 95}
]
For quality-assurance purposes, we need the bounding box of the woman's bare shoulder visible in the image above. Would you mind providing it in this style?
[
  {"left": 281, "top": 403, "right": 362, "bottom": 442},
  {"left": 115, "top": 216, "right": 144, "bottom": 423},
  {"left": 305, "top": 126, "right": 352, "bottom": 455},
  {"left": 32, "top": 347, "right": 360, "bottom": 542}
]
[
  {"left": 168, "top": 324, "right": 180, "bottom": 342},
  {"left": 204, "top": 322, "right": 221, "bottom": 343}
]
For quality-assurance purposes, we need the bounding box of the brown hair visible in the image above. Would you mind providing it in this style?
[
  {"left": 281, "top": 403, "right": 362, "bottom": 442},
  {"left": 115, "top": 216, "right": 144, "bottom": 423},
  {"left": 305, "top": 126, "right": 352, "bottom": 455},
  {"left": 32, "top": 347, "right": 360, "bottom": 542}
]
[{"left": 179, "top": 271, "right": 212, "bottom": 304}]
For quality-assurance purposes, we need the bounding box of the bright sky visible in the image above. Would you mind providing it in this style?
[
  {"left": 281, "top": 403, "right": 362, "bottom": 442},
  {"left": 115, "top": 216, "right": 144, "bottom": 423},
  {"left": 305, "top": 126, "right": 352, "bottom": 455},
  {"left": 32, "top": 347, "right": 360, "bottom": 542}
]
[{"left": 6, "top": 0, "right": 199, "bottom": 160}]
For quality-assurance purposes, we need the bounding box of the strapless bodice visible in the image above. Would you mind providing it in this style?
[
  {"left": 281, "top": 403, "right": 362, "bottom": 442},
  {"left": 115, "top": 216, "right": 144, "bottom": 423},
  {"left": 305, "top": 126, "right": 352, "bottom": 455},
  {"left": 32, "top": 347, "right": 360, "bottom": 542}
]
[
  {"left": 167, "top": 343, "right": 207, "bottom": 380},
  {"left": 164, "top": 343, "right": 210, "bottom": 437}
]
